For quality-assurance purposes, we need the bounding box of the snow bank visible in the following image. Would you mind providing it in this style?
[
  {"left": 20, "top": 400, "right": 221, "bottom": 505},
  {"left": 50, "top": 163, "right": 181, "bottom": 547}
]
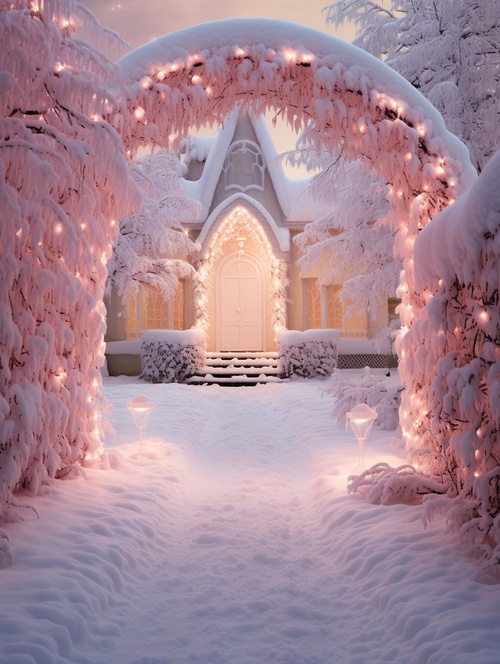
[
  {"left": 141, "top": 328, "right": 205, "bottom": 345},
  {"left": 279, "top": 328, "right": 340, "bottom": 346},
  {"left": 0, "top": 377, "right": 498, "bottom": 663}
]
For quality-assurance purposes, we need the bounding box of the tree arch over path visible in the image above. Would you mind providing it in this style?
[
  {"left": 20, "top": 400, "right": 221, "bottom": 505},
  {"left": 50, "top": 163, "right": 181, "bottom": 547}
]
[{"left": 116, "top": 18, "right": 475, "bottom": 344}]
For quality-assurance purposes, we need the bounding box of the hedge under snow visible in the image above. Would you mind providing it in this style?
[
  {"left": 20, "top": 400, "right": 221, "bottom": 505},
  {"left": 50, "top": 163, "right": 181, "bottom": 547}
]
[
  {"left": 140, "top": 329, "right": 205, "bottom": 383},
  {"left": 278, "top": 329, "right": 340, "bottom": 378}
]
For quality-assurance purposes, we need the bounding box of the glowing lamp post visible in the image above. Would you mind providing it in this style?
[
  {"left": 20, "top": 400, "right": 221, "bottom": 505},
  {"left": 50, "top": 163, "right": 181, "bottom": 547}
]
[
  {"left": 346, "top": 403, "right": 378, "bottom": 469},
  {"left": 127, "top": 394, "right": 155, "bottom": 452}
]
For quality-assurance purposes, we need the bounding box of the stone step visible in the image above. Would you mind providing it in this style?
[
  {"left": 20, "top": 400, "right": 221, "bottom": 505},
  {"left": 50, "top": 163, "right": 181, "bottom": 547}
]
[
  {"left": 198, "top": 365, "right": 280, "bottom": 375},
  {"left": 188, "top": 352, "right": 283, "bottom": 386},
  {"left": 205, "top": 357, "right": 279, "bottom": 368},
  {"left": 186, "top": 374, "right": 284, "bottom": 386},
  {"left": 206, "top": 352, "right": 278, "bottom": 359}
]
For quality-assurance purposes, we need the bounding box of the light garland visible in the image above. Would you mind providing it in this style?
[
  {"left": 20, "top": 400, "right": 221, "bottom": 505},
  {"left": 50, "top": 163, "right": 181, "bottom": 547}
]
[{"left": 194, "top": 205, "right": 288, "bottom": 342}]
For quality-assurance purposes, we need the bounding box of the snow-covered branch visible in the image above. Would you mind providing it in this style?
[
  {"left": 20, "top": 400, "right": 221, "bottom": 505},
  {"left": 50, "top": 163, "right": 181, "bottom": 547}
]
[
  {"left": 325, "top": 0, "right": 500, "bottom": 171},
  {"left": 0, "top": 0, "right": 138, "bottom": 520},
  {"left": 106, "top": 150, "right": 200, "bottom": 303}
]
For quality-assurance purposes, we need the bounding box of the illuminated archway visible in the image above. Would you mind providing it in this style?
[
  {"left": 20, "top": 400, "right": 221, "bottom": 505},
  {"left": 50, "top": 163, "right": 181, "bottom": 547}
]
[{"left": 116, "top": 16, "right": 476, "bottom": 390}]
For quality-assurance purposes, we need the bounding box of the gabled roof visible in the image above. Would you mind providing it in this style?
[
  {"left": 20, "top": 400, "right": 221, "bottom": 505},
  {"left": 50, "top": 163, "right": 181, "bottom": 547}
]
[{"left": 180, "top": 110, "right": 330, "bottom": 225}]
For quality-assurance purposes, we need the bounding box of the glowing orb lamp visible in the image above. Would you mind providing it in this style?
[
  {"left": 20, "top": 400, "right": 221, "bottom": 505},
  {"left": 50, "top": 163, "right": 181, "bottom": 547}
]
[
  {"left": 346, "top": 403, "right": 378, "bottom": 469},
  {"left": 127, "top": 394, "right": 155, "bottom": 452}
]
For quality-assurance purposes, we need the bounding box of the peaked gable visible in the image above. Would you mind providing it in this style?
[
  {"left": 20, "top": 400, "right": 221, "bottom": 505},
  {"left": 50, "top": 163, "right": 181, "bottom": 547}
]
[{"left": 180, "top": 111, "right": 329, "bottom": 226}]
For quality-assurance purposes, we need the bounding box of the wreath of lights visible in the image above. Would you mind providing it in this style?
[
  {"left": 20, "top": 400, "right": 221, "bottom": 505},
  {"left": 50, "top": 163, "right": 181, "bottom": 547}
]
[{"left": 194, "top": 204, "right": 288, "bottom": 341}]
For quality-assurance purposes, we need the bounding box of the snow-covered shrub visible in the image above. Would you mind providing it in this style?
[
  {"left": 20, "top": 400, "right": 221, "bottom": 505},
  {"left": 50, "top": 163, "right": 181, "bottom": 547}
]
[
  {"left": 348, "top": 463, "right": 450, "bottom": 505},
  {"left": 278, "top": 330, "right": 339, "bottom": 378},
  {"left": 401, "top": 149, "right": 500, "bottom": 562},
  {"left": 0, "top": 0, "right": 138, "bottom": 516},
  {"left": 140, "top": 330, "right": 205, "bottom": 383},
  {"left": 325, "top": 367, "right": 402, "bottom": 430}
]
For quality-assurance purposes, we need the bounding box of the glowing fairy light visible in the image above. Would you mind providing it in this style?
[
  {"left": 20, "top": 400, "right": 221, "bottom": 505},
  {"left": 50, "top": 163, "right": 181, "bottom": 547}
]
[
  {"left": 478, "top": 310, "right": 489, "bottom": 324},
  {"left": 134, "top": 106, "right": 146, "bottom": 121},
  {"left": 235, "top": 47, "right": 246, "bottom": 57},
  {"left": 191, "top": 74, "right": 202, "bottom": 84}
]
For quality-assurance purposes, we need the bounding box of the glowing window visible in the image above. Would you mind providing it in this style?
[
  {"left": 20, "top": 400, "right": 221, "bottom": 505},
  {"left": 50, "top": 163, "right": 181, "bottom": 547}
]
[
  {"left": 303, "top": 280, "right": 367, "bottom": 337},
  {"left": 224, "top": 140, "right": 265, "bottom": 192},
  {"left": 126, "top": 283, "right": 184, "bottom": 338}
]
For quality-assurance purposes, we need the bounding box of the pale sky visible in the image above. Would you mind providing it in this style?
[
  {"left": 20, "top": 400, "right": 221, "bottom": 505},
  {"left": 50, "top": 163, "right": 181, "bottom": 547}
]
[{"left": 82, "top": 1, "right": 355, "bottom": 51}]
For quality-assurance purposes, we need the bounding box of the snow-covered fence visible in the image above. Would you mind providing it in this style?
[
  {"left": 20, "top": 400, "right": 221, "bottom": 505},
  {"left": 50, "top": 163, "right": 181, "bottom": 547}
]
[
  {"left": 278, "top": 330, "right": 340, "bottom": 378},
  {"left": 140, "top": 330, "right": 205, "bottom": 383}
]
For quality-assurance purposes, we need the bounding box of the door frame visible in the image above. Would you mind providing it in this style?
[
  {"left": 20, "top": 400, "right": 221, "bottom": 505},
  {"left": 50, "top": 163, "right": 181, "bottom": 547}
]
[{"left": 216, "top": 249, "right": 266, "bottom": 352}]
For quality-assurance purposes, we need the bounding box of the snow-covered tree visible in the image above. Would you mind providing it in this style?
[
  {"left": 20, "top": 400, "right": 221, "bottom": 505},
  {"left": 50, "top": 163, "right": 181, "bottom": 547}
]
[
  {"left": 325, "top": 0, "right": 500, "bottom": 171},
  {"left": 106, "top": 150, "right": 199, "bottom": 304},
  {"left": 0, "top": 0, "right": 138, "bottom": 519},
  {"left": 401, "top": 149, "right": 500, "bottom": 565},
  {"left": 293, "top": 149, "right": 398, "bottom": 334}
]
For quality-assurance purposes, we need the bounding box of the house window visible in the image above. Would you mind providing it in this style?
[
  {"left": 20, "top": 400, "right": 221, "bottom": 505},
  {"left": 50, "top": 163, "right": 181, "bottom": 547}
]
[
  {"left": 126, "top": 283, "right": 184, "bottom": 338},
  {"left": 303, "top": 280, "right": 367, "bottom": 337},
  {"left": 224, "top": 140, "right": 265, "bottom": 192}
]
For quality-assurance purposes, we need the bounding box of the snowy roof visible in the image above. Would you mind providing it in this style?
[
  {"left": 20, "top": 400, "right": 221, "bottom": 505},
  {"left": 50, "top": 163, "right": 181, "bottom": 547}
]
[
  {"left": 179, "top": 110, "right": 330, "bottom": 225},
  {"left": 181, "top": 135, "right": 216, "bottom": 165}
]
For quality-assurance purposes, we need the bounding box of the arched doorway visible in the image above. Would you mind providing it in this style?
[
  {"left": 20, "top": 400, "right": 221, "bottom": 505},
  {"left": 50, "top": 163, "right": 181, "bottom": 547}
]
[{"left": 217, "top": 251, "right": 265, "bottom": 352}]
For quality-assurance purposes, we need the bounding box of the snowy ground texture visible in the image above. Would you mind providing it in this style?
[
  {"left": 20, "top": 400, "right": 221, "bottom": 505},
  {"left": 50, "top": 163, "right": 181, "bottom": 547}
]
[{"left": 1, "top": 373, "right": 499, "bottom": 664}]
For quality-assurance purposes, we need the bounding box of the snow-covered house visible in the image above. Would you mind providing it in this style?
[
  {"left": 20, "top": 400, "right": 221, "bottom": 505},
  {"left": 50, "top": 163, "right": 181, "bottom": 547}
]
[{"left": 105, "top": 111, "right": 392, "bottom": 376}]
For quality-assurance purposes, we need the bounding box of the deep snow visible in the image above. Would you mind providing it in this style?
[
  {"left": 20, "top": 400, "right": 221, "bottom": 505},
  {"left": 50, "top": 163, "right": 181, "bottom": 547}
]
[{"left": 1, "top": 374, "right": 499, "bottom": 664}]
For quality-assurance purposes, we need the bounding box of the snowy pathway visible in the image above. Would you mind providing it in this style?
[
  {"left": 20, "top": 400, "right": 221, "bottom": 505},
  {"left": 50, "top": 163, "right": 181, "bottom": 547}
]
[
  {"left": 1, "top": 378, "right": 499, "bottom": 664},
  {"left": 108, "top": 385, "right": 352, "bottom": 664}
]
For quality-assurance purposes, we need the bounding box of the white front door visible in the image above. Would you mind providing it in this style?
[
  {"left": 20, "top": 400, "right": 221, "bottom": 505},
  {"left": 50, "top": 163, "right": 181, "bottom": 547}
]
[{"left": 218, "top": 253, "right": 264, "bottom": 351}]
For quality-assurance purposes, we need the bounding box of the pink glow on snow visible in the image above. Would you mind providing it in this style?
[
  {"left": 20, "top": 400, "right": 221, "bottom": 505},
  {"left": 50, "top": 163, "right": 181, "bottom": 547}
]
[{"left": 1, "top": 376, "right": 499, "bottom": 662}]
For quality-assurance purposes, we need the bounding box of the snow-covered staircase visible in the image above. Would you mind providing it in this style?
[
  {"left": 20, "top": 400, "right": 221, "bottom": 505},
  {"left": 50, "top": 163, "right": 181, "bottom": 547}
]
[{"left": 186, "top": 352, "right": 282, "bottom": 386}]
